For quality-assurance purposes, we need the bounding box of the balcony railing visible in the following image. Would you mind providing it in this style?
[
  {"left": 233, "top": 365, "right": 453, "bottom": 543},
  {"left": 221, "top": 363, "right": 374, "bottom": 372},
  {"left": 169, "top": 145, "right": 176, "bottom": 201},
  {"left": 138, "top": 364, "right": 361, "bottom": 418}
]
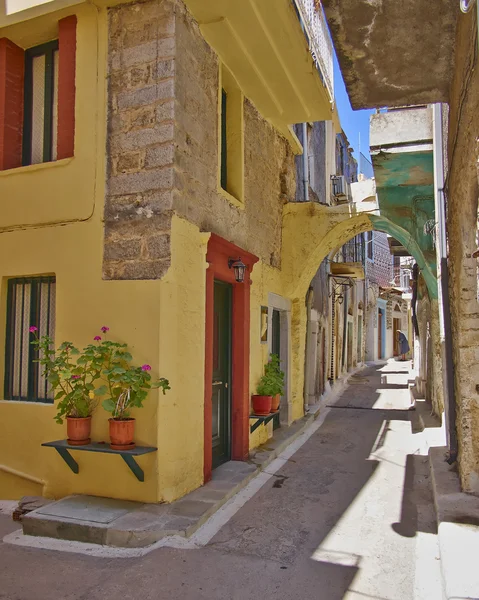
[{"left": 294, "top": 0, "right": 334, "bottom": 101}]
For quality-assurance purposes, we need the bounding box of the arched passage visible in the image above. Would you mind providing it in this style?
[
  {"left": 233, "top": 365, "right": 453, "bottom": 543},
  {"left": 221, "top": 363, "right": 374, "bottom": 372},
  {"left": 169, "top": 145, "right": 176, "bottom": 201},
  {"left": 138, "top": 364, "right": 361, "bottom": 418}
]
[{"left": 281, "top": 202, "right": 437, "bottom": 420}]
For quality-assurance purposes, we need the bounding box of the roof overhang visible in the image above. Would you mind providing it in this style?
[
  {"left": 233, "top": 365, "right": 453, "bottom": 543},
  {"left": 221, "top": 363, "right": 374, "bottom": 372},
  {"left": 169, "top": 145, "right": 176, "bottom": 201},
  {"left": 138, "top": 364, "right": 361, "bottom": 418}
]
[
  {"left": 183, "top": 0, "right": 334, "bottom": 142},
  {"left": 321, "top": 0, "right": 459, "bottom": 109},
  {"left": 330, "top": 261, "right": 365, "bottom": 280}
]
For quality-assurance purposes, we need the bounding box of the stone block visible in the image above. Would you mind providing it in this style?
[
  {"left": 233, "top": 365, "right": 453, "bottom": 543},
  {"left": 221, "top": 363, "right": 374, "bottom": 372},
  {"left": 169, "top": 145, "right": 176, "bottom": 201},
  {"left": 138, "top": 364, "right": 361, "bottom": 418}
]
[
  {"left": 119, "top": 38, "right": 174, "bottom": 69},
  {"left": 128, "top": 105, "right": 156, "bottom": 131},
  {"left": 129, "top": 64, "right": 155, "bottom": 89},
  {"left": 120, "top": 258, "right": 171, "bottom": 280},
  {"left": 122, "top": 16, "right": 175, "bottom": 49},
  {"left": 117, "top": 84, "right": 157, "bottom": 110},
  {"left": 104, "top": 238, "right": 142, "bottom": 261},
  {"left": 145, "top": 143, "right": 174, "bottom": 168},
  {"left": 146, "top": 234, "right": 170, "bottom": 259},
  {"left": 109, "top": 167, "right": 173, "bottom": 195},
  {"left": 105, "top": 210, "right": 173, "bottom": 237},
  {"left": 111, "top": 124, "right": 174, "bottom": 153},
  {"left": 155, "top": 59, "right": 175, "bottom": 80},
  {"left": 156, "top": 100, "right": 175, "bottom": 123},
  {"left": 115, "top": 151, "right": 144, "bottom": 174}
]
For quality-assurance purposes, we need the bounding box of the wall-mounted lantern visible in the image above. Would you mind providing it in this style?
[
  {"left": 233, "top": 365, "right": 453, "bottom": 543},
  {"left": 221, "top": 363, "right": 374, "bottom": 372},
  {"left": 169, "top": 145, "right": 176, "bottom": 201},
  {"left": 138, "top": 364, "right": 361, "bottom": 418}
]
[{"left": 228, "top": 257, "right": 247, "bottom": 283}]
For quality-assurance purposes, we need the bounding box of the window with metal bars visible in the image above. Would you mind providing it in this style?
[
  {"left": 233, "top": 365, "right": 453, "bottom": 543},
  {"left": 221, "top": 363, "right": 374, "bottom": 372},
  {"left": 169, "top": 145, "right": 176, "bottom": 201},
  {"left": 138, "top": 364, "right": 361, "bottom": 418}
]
[
  {"left": 22, "top": 41, "right": 59, "bottom": 166},
  {"left": 4, "top": 276, "right": 56, "bottom": 402}
]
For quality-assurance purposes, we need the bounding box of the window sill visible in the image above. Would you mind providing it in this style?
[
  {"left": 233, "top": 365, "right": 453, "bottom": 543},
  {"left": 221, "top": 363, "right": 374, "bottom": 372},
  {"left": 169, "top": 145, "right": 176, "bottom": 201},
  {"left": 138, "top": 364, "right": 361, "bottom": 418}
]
[
  {"left": 218, "top": 187, "right": 244, "bottom": 210},
  {"left": 0, "top": 399, "right": 53, "bottom": 406},
  {"left": 0, "top": 157, "right": 74, "bottom": 178}
]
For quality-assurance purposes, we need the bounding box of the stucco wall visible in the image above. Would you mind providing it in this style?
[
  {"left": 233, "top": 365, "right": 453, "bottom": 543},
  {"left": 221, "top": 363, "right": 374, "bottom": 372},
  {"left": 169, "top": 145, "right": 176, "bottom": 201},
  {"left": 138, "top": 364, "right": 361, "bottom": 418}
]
[{"left": 446, "top": 7, "right": 479, "bottom": 493}]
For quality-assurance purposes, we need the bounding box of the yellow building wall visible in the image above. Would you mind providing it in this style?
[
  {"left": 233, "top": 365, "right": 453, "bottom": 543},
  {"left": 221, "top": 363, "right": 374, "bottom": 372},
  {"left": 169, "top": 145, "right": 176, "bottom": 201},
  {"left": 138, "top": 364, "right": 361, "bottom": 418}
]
[{"left": 0, "top": 1, "right": 348, "bottom": 505}]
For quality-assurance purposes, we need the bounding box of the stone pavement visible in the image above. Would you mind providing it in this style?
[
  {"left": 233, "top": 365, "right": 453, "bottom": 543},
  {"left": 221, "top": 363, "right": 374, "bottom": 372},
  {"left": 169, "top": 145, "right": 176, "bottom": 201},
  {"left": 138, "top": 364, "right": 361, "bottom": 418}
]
[{"left": 0, "top": 360, "right": 447, "bottom": 600}]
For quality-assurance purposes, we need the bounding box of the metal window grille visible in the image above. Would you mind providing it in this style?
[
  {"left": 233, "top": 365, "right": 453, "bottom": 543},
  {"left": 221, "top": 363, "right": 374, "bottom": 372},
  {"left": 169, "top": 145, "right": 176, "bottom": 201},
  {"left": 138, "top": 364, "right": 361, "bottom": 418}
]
[
  {"left": 4, "top": 276, "right": 56, "bottom": 402},
  {"left": 22, "top": 41, "right": 59, "bottom": 166}
]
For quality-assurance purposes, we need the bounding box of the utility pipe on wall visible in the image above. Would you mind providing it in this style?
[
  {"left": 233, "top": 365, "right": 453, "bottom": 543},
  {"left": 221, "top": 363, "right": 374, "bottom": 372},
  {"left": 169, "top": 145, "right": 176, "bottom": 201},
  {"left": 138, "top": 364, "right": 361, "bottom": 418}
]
[
  {"left": 432, "top": 102, "right": 458, "bottom": 463},
  {"left": 302, "top": 122, "right": 309, "bottom": 201}
]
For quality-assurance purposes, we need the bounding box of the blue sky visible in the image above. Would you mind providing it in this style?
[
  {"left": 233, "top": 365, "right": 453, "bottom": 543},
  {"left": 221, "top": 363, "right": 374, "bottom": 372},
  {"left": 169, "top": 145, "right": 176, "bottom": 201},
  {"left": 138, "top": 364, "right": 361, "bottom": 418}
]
[{"left": 333, "top": 53, "right": 374, "bottom": 165}]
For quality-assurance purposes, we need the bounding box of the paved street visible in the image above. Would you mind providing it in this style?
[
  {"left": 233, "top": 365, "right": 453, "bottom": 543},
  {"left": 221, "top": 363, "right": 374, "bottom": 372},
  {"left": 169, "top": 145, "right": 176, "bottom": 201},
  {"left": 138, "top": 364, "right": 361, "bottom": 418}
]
[{"left": 0, "top": 362, "right": 445, "bottom": 600}]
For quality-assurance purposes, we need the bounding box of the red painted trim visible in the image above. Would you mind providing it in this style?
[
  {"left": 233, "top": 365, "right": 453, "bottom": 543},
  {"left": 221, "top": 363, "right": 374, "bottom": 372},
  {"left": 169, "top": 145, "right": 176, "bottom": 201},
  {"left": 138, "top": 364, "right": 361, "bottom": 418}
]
[
  {"left": 203, "top": 267, "right": 215, "bottom": 483},
  {"left": 0, "top": 38, "right": 24, "bottom": 170},
  {"left": 57, "top": 15, "right": 76, "bottom": 160},
  {"left": 204, "top": 234, "right": 259, "bottom": 482}
]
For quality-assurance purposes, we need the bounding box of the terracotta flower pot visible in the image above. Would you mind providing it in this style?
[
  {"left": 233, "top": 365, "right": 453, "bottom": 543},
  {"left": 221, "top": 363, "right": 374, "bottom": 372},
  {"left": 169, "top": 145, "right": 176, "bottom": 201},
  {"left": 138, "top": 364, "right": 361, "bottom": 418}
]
[
  {"left": 271, "top": 394, "right": 280, "bottom": 412},
  {"left": 109, "top": 418, "right": 136, "bottom": 450},
  {"left": 252, "top": 395, "right": 272, "bottom": 416},
  {"left": 66, "top": 416, "right": 91, "bottom": 446}
]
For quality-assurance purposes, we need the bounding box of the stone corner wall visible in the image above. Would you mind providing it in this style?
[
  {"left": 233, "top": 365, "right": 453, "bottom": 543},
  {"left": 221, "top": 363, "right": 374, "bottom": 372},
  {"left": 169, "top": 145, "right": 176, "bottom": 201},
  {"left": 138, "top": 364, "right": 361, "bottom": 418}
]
[
  {"left": 172, "top": 1, "right": 296, "bottom": 267},
  {"left": 103, "top": 0, "right": 176, "bottom": 280}
]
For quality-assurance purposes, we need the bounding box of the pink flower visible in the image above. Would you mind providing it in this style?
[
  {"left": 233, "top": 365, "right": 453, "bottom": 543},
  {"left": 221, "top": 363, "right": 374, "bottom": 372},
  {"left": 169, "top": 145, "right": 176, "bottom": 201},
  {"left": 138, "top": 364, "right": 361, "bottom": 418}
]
[
  {"left": 29, "top": 326, "right": 38, "bottom": 333},
  {"left": 71, "top": 375, "right": 80, "bottom": 380},
  {"left": 94, "top": 336, "right": 101, "bottom": 341},
  {"left": 101, "top": 326, "right": 109, "bottom": 333},
  {"left": 141, "top": 364, "right": 151, "bottom": 372}
]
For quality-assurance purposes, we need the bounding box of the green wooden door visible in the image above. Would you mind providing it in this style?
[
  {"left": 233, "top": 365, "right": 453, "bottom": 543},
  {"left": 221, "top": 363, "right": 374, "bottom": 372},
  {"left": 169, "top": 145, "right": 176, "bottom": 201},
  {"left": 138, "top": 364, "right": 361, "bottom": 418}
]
[{"left": 212, "top": 281, "right": 232, "bottom": 468}]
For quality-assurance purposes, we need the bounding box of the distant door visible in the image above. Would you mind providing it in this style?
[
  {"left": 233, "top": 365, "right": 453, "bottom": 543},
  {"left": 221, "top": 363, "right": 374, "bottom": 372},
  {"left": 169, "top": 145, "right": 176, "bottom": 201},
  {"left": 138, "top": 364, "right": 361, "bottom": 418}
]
[
  {"left": 393, "top": 318, "right": 401, "bottom": 356},
  {"left": 212, "top": 281, "right": 232, "bottom": 469},
  {"left": 378, "top": 310, "right": 383, "bottom": 359},
  {"left": 271, "top": 308, "right": 281, "bottom": 429}
]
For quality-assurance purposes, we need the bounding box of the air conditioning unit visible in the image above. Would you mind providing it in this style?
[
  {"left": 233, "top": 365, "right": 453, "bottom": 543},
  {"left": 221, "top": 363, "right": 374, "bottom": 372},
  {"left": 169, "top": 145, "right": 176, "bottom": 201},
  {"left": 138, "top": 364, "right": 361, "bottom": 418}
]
[{"left": 331, "top": 175, "right": 350, "bottom": 203}]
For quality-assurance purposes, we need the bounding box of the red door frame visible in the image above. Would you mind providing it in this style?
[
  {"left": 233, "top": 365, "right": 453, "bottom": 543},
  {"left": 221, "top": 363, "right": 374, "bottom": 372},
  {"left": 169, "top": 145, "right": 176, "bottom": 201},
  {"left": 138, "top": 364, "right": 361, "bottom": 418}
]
[{"left": 204, "top": 234, "right": 258, "bottom": 483}]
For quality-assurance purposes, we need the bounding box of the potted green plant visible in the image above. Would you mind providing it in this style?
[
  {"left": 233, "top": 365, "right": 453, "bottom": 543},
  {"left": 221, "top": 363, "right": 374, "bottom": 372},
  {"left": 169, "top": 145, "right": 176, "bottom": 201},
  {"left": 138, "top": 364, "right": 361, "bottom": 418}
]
[
  {"left": 94, "top": 328, "right": 170, "bottom": 450},
  {"left": 30, "top": 328, "right": 101, "bottom": 445},
  {"left": 264, "top": 353, "right": 285, "bottom": 411},
  {"left": 252, "top": 370, "right": 275, "bottom": 416}
]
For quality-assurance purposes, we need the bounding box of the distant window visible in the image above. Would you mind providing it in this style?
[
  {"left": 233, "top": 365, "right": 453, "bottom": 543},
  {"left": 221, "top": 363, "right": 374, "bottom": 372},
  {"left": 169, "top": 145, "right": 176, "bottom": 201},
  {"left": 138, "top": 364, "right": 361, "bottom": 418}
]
[
  {"left": 4, "top": 276, "right": 56, "bottom": 402},
  {"left": 22, "top": 41, "right": 59, "bottom": 166},
  {"left": 219, "top": 65, "right": 244, "bottom": 203}
]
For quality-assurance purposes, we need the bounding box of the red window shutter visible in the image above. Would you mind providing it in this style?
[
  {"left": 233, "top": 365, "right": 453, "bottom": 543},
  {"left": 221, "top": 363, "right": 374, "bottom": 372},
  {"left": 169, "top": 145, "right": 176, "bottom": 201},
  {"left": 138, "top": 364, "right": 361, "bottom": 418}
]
[
  {"left": 0, "top": 38, "right": 24, "bottom": 170},
  {"left": 57, "top": 15, "right": 77, "bottom": 160}
]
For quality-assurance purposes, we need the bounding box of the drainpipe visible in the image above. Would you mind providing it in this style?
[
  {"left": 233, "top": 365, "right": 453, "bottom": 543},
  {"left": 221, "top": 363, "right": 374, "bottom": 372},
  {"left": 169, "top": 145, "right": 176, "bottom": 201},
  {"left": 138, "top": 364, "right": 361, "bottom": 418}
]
[
  {"left": 302, "top": 122, "right": 309, "bottom": 201},
  {"left": 304, "top": 286, "right": 314, "bottom": 412},
  {"left": 433, "top": 103, "right": 458, "bottom": 463},
  {"left": 341, "top": 289, "right": 348, "bottom": 371}
]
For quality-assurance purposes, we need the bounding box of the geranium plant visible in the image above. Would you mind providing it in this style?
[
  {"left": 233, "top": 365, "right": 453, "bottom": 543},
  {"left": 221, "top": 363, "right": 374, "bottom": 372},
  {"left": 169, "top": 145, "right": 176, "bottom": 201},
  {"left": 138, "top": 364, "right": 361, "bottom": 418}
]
[
  {"left": 91, "top": 328, "right": 170, "bottom": 420},
  {"left": 30, "top": 327, "right": 101, "bottom": 424}
]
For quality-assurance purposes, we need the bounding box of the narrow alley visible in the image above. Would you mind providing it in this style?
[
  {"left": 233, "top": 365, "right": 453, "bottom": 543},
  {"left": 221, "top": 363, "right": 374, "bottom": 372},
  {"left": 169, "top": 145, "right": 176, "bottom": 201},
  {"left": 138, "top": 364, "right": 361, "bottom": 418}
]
[{"left": 0, "top": 362, "right": 445, "bottom": 600}]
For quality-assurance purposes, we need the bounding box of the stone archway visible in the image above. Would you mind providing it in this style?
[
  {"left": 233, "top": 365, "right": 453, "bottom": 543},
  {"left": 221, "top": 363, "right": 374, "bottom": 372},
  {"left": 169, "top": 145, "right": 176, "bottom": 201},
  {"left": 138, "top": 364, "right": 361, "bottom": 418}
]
[{"left": 280, "top": 201, "right": 437, "bottom": 418}]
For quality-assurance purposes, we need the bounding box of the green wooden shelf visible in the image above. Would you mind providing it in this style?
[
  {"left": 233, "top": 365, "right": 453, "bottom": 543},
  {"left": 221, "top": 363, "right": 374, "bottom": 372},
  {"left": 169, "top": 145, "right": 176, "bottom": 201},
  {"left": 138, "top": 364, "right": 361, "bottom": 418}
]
[
  {"left": 42, "top": 440, "right": 157, "bottom": 482},
  {"left": 249, "top": 411, "right": 280, "bottom": 434}
]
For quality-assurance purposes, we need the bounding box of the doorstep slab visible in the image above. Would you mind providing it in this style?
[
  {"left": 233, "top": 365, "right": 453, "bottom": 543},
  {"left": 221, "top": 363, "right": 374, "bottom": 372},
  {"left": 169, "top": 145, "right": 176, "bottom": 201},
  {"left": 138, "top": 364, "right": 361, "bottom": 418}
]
[{"left": 33, "top": 495, "right": 142, "bottom": 524}]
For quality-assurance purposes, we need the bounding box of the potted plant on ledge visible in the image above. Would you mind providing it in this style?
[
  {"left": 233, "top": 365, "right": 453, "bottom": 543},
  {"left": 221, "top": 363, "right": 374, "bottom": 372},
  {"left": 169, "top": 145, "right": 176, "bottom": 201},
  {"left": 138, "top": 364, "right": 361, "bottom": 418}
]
[
  {"left": 265, "top": 353, "right": 285, "bottom": 412},
  {"left": 252, "top": 369, "right": 276, "bottom": 417},
  {"left": 95, "top": 330, "right": 170, "bottom": 450},
  {"left": 30, "top": 329, "right": 101, "bottom": 445}
]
